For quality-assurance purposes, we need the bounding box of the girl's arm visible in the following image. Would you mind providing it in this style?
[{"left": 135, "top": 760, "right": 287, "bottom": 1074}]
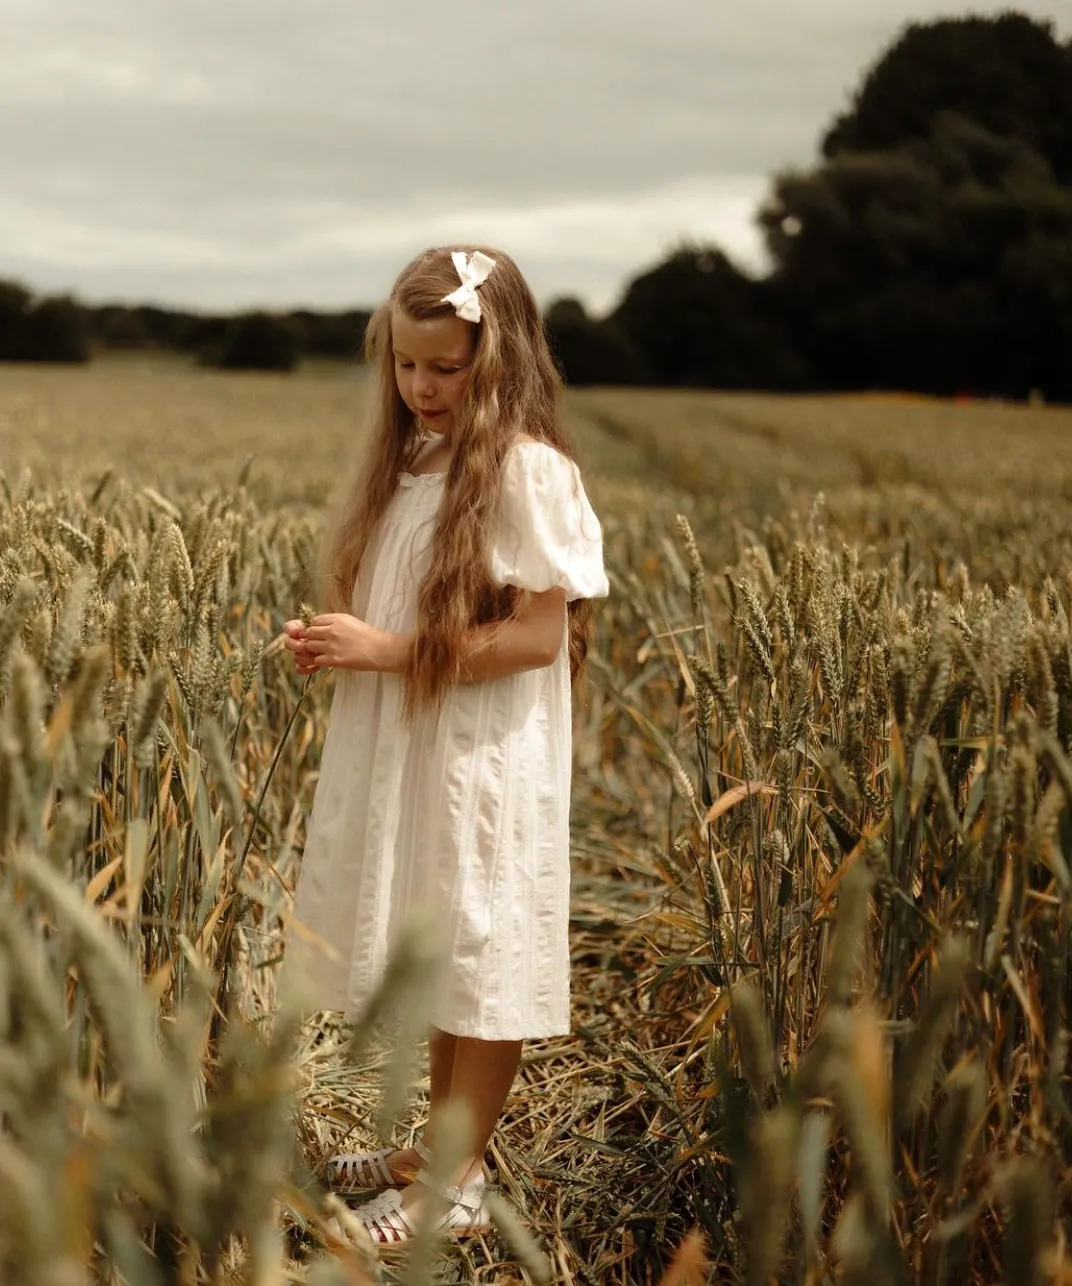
[
  {"left": 379, "top": 588, "right": 567, "bottom": 683},
  {"left": 462, "top": 587, "right": 568, "bottom": 683},
  {"left": 295, "top": 589, "right": 566, "bottom": 681}
]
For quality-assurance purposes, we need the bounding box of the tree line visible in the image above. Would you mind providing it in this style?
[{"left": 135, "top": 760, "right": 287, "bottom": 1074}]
[
  {"left": 0, "top": 281, "right": 371, "bottom": 372},
  {"left": 548, "top": 12, "right": 1072, "bottom": 401},
  {"left": 2, "top": 12, "right": 1070, "bottom": 400}
]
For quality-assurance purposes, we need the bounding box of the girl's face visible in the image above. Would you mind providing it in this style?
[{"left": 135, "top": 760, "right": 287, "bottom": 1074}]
[{"left": 391, "top": 308, "right": 476, "bottom": 438}]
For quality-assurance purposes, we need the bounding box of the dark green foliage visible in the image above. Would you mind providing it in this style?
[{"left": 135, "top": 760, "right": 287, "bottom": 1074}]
[
  {"left": 81, "top": 302, "right": 371, "bottom": 366},
  {"left": 181, "top": 314, "right": 230, "bottom": 360},
  {"left": 134, "top": 304, "right": 199, "bottom": 350},
  {"left": 761, "top": 15, "right": 1072, "bottom": 401},
  {"left": 287, "top": 308, "right": 371, "bottom": 360},
  {"left": 91, "top": 305, "right": 152, "bottom": 349},
  {"left": 87, "top": 304, "right": 212, "bottom": 352},
  {"left": 761, "top": 115, "right": 1072, "bottom": 398},
  {"left": 566, "top": 14, "right": 1072, "bottom": 396},
  {"left": 0, "top": 280, "right": 32, "bottom": 359},
  {"left": 823, "top": 14, "right": 1072, "bottom": 185},
  {"left": 544, "top": 297, "right": 643, "bottom": 386},
  {"left": 0, "top": 290, "right": 90, "bottom": 364},
  {"left": 208, "top": 312, "right": 300, "bottom": 373},
  {"left": 610, "top": 248, "right": 807, "bottom": 390}
]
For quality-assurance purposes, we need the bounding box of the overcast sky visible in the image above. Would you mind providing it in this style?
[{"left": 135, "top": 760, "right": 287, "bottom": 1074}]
[{"left": 2, "top": 1, "right": 1068, "bottom": 315}]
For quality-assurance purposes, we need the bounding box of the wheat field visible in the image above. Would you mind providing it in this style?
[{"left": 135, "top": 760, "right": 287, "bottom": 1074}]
[{"left": 0, "top": 359, "right": 1070, "bottom": 1285}]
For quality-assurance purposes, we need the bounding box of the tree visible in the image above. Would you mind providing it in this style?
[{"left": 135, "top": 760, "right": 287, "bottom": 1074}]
[
  {"left": 763, "top": 122, "right": 1072, "bottom": 398},
  {"left": 823, "top": 13, "right": 1072, "bottom": 184},
  {"left": 543, "top": 298, "right": 643, "bottom": 386},
  {"left": 288, "top": 309, "right": 371, "bottom": 360},
  {"left": 87, "top": 305, "right": 150, "bottom": 349},
  {"left": 610, "top": 248, "right": 807, "bottom": 390},
  {"left": 760, "top": 15, "right": 1072, "bottom": 401},
  {"left": 184, "top": 316, "right": 230, "bottom": 362},
  {"left": 208, "top": 312, "right": 299, "bottom": 373},
  {"left": 0, "top": 280, "right": 31, "bottom": 360},
  {"left": 15, "top": 295, "right": 91, "bottom": 363},
  {"left": 139, "top": 306, "right": 204, "bottom": 351},
  {"left": 0, "top": 283, "right": 91, "bottom": 363}
]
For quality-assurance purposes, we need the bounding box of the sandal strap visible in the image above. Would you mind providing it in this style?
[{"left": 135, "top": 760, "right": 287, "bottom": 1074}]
[
  {"left": 331, "top": 1135, "right": 431, "bottom": 1190},
  {"left": 355, "top": 1176, "right": 489, "bottom": 1244},
  {"left": 360, "top": 1188, "right": 418, "bottom": 1244},
  {"left": 331, "top": 1146, "right": 395, "bottom": 1188},
  {"left": 413, "top": 1167, "right": 486, "bottom": 1214}
]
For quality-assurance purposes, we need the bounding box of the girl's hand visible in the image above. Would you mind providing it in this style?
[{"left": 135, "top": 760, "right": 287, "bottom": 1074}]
[
  {"left": 283, "top": 619, "right": 319, "bottom": 675},
  {"left": 302, "top": 613, "right": 406, "bottom": 673}
]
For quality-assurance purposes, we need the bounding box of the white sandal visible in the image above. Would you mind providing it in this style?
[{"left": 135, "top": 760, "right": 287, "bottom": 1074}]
[
  {"left": 328, "top": 1137, "right": 432, "bottom": 1193},
  {"left": 355, "top": 1168, "right": 490, "bottom": 1248}
]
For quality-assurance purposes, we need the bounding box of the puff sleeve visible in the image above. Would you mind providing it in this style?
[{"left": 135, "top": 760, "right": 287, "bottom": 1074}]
[{"left": 488, "top": 442, "right": 609, "bottom": 602}]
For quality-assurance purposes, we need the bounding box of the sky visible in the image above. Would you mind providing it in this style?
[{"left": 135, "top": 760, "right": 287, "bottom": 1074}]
[{"left": 2, "top": 0, "right": 1069, "bottom": 315}]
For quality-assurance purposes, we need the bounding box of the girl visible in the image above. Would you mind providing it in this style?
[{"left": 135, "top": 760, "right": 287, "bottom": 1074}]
[{"left": 282, "top": 246, "right": 608, "bottom": 1246}]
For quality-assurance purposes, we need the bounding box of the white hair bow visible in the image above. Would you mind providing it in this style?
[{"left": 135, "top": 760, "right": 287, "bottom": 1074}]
[{"left": 441, "top": 250, "right": 496, "bottom": 323}]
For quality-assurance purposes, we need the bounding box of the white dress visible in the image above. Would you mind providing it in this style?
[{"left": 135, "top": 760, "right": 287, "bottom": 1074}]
[{"left": 288, "top": 441, "right": 609, "bottom": 1040}]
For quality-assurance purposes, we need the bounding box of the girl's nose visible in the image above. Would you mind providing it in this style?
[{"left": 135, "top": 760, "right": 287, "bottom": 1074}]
[{"left": 416, "top": 372, "right": 437, "bottom": 397}]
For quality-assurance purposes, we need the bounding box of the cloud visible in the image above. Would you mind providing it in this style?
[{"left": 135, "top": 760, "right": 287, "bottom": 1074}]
[{"left": 0, "top": 174, "right": 768, "bottom": 313}]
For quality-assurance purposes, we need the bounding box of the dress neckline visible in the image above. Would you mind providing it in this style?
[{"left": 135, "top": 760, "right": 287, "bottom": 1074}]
[
  {"left": 399, "top": 438, "right": 554, "bottom": 486},
  {"left": 402, "top": 434, "right": 452, "bottom": 480},
  {"left": 398, "top": 468, "right": 448, "bottom": 485}
]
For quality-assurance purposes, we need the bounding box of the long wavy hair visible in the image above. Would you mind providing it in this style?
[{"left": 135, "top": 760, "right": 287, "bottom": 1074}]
[{"left": 321, "top": 245, "right": 596, "bottom": 713}]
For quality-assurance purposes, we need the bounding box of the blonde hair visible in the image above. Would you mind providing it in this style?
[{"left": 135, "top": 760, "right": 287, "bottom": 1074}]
[{"left": 321, "top": 245, "right": 595, "bottom": 713}]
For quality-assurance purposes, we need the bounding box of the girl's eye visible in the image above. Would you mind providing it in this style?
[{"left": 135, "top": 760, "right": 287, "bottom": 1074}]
[{"left": 394, "top": 360, "right": 461, "bottom": 374}]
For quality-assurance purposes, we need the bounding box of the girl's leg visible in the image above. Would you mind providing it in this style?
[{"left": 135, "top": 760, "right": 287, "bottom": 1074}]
[
  {"left": 447, "top": 1036, "right": 523, "bottom": 1187},
  {"left": 397, "top": 1034, "right": 522, "bottom": 1211},
  {"left": 348, "top": 1027, "right": 457, "bottom": 1184},
  {"left": 422, "top": 1025, "right": 458, "bottom": 1150},
  {"left": 359, "top": 1034, "right": 523, "bottom": 1236}
]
